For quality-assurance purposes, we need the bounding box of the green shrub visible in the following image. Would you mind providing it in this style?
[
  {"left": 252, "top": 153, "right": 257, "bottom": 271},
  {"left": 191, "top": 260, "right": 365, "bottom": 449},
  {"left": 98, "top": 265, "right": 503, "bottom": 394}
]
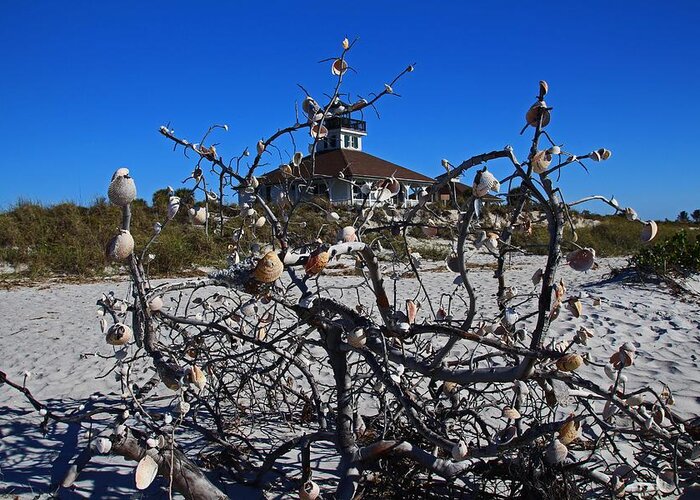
[{"left": 630, "top": 230, "right": 700, "bottom": 276}]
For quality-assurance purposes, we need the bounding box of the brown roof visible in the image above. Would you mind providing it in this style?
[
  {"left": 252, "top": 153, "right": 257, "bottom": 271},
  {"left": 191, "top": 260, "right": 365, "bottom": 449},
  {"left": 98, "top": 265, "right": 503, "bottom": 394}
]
[{"left": 261, "top": 149, "right": 434, "bottom": 184}]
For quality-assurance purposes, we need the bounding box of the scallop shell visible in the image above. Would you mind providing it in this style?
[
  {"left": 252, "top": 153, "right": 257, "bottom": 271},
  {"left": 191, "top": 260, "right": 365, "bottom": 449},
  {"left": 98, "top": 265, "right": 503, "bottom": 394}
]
[
  {"left": 525, "top": 101, "right": 551, "bottom": 128},
  {"left": 305, "top": 250, "right": 329, "bottom": 276},
  {"left": 406, "top": 300, "right": 418, "bottom": 324},
  {"left": 299, "top": 480, "right": 320, "bottom": 500},
  {"left": 338, "top": 226, "right": 357, "bottom": 243},
  {"left": 531, "top": 150, "right": 552, "bottom": 174},
  {"left": 610, "top": 349, "right": 634, "bottom": 368},
  {"left": 558, "top": 419, "right": 580, "bottom": 445},
  {"left": 473, "top": 169, "right": 500, "bottom": 197},
  {"left": 253, "top": 251, "right": 284, "bottom": 283},
  {"left": 189, "top": 206, "right": 207, "bottom": 225},
  {"left": 347, "top": 328, "right": 367, "bottom": 348},
  {"left": 331, "top": 58, "right": 348, "bottom": 76},
  {"left": 135, "top": 454, "right": 159, "bottom": 490},
  {"left": 641, "top": 220, "right": 657, "bottom": 243},
  {"left": 167, "top": 196, "right": 180, "bottom": 220},
  {"left": 556, "top": 353, "right": 584, "bottom": 372},
  {"left": 106, "top": 230, "right": 135, "bottom": 261},
  {"left": 502, "top": 407, "right": 521, "bottom": 420},
  {"left": 451, "top": 440, "right": 468, "bottom": 461},
  {"left": 108, "top": 168, "right": 137, "bottom": 206},
  {"left": 148, "top": 296, "right": 163, "bottom": 312},
  {"left": 106, "top": 323, "right": 133, "bottom": 346},
  {"left": 566, "top": 298, "right": 583, "bottom": 318},
  {"left": 532, "top": 268, "right": 543, "bottom": 286},
  {"left": 186, "top": 365, "right": 206, "bottom": 391},
  {"left": 567, "top": 248, "right": 595, "bottom": 272},
  {"left": 545, "top": 439, "right": 568, "bottom": 465}
]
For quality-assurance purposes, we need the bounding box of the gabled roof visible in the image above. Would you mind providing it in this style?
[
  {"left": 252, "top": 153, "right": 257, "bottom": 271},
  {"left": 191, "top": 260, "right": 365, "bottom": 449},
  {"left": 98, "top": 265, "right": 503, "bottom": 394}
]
[{"left": 260, "top": 149, "right": 434, "bottom": 185}]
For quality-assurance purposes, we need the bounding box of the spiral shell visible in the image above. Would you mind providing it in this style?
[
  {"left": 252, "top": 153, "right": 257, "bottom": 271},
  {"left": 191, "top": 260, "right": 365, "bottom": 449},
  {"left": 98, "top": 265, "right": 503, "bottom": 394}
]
[
  {"left": 641, "top": 220, "right": 657, "bottom": 243},
  {"left": 558, "top": 419, "right": 580, "bottom": 445},
  {"left": 338, "top": 226, "right": 357, "bottom": 243},
  {"left": 253, "top": 251, "right": 283, "bottom": 283},
  {"left": 451, "top": 440, "right": 468, "bottom": 461},
  {"left": 305, "top": 250, "right": 330, "bottom": 276},
  {"left": 189, "top": 206, "right": 207, "bottom": 225},
  {"left": 106, "top": 230, "right": 135, "bottom": 261},
  {"left": 545, "top": 439, "right": 568, "bottom": 465},
  {"left": 347, "top": 328, "right": 367, "bottom": 348},
  {"left": 299, "top": 480, "right": 320, "bottom": 500},
  {"left": 186, "top": 365, "right": 207, "bottom": 391},
  {"left": 105, "top": 323, "right": 132, "bottom": 346},
  {"left": 567, "top": 248, "right": 595, "bottom": 272},
  {"left": 531, "top": 150, "right": 552, "bottom": 174},
  {"left": 556, "top": 353, "right": 584, "bottom": 372},
  {"left": 473, "top": 169, "right": 500, "bottom": 197},
  {"left": 108, "top": 168, "right": 137, "bottom": 206}
]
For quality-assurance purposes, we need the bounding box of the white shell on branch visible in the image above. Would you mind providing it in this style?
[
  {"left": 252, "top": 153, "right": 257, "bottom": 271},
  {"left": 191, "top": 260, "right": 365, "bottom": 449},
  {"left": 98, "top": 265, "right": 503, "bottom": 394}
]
[
  {"left": 148, "top": 296, "right": 163, "bottom": 312},
  {"left": 106, "top": 230, "right": 134, "bottom": 261},
  {"left": 451, "top": 440, "right": 468, "bottom": 461},
  {"left": 91, "top": 436, "right": 112, "bottom": 454},
  {"left": 134, "top": 454, "right": 159, "bottom": 490},
  {"left": 531, "top": 150, "right": 552, "bottom": 174},
  {"left": 167, "top": 196, "right": 180, "bottom": 220},
  {"left": 338, "top": 226, "right": 357, "bottom": 243},
  {"left": 186, "top": 365, "right": 207, "bottom": 391},
  {"left": 472, "top": 169, "right": 500, "bottom": 197},
  {"left": 108, "top": 168, "right": 137, "bottom": 206},
  {"left": 189, "top": 207, "right": 207, "bottom": 225}
]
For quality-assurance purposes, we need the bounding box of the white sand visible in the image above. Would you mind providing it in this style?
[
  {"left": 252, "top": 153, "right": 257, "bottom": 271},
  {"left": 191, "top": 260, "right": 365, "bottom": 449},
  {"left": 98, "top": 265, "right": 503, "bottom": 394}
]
[{"left": 1, "top": 255, "right": 699, "bottom": 497}]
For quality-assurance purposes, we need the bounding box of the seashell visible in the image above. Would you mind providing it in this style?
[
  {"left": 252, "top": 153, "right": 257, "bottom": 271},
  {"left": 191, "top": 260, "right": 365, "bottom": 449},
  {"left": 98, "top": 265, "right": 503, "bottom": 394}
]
[
  {"left": 280, "top": 164, "right": 293, "bottom": 176},
  {"left": 256, "top": 327, "right": 267, "bottom": 341},
  {"left": 249, "top": 176, "right": 259, "bottom": 189},
  {"left": 588, "top": 150, "right": 601, "bottom": 161},
  {"left": 525, "top": 101, "right": 551, "bottom": 128},
  {"left": 621, "top": 342, "right": 636, "bottom": 353},
  {"left": 531, "top": 150, "right": 552, "bottom": 174},
  {"left": 473, "top": 169, "right": 500, "bottom": 197},
  {"left": 641, "top": 220, "right": 657, "bottom": 243},
  {"left": 255, "top": 216, "right": 266, "bottom": 228},
  {"left": 574, "top": 326, "right": 594, "bottom": 345},
  {"left": 446, "top": 253, "right": 462, "bottom": 273},
  {"left": 504, "top": 307, "right": 518, "bottom": 326},
  {"left": 545, "top": 439, "right": 568, "bottom": 465},
  {"left": 302, "top": 97, "right": 319, "bottom": 119},
  {"left": 656, "top": 469, "right": 677, "bottom": 495},
  {"left": 376, "top": 187, "right": 394, "bottom": 202},
  {"left": 331, "top": 58, "right": 348, "bottom": 76},
  {"left": 253, "top": 251, "right": 284, "bottom": 283},
  {"left": 624, "top": 207, "right": 638, "bottom": 221},
  {"left": 473, "top": 231, "right": 488, "bottom": 249},
  {"left": 310, "top": 123, "right": 328, "bottom": 139},
  {"left": 556, "top": 353, "right": 584, "bottom": 372},
  {"left": 547, "top": 145, "right": 561, "bottom": 155},
  {"left": 421, "top": 221, "right": 438, "bottom": 238},
  {"left": 625, "top": 394, "right": 644, "bottom": 407},
  {"left": 347, "top": 328, "right": 367, "bottom": 348},
  {"left": 338, "top": 226, "right": 357, "bottom": 243},
  {"left": 406, "top": 300, "right": 418, "bottom": 324},
  {"left": 305, "top": 250, "right": 330, "bottom": 276},
  {"left": 326, "top": 211, "right": 340, "bottom": 223},
  {"left": 186, "top": 365, "right": 206, "bottom": 391},
  {"left": 567, "top": 248, "right": 595, "bottom": 272},
  {"left": 108, "top": 168, "right": 137, "bottom": 206},
  {"left": 502, "top": 407, "right": 521, "bottom": 420},
  {"left": 539, "top": 80, "right": 549, "bottom": 97},
  {"left": 256, "top": 140, "right": 265, "bottom": 155},
  {"left": 566, "top": 298, "right": 583, "bottom": 318},
  {"left": 299, "top": 480, "right": 320, "bottom": 500},
  {"left": 485, "top": 233, "right": 499, "bottom": 252},
  {"left": 292, "top": 151, "right": 303, "bottom": 167},
  {"left": 167, "top": 196, "right": 180, "bottom": 220},
  {"left": 443, "top": 381, "right": 457, "bottom": 394},
  {"left": 532, "top": 268, "right": 543, "bottom": 286},
  {"left": 385, "top": 177, "right": 401, "bottom": 195},
  {"left": 360, "top": 182, "right": 372, "bottom": 195},
  {"left": 92, "top": 436, "right": 112, "bottom": 454},
  {"left": 189, "top": 206, "right": 207, "bottom": 225},
  {"left": 342, "top": 37, "right": 350, "bottom": 50},
  {"left": 451, "top": 440, "right": 468, "bottom": 461},
  {"left": 599, "top": 148, "right": 612, "bottom": 160},
  {"left": 604, "top": 363, "right": 617, "bottom": 380},
  {"left": 146, "top": 437, "right": 159, "bottom": 448},
  {"left": 106, "top": 230, "right": 135, "bottom": 261},
  {"left": 135, "top": 454, "right": 159, "bottom": 490},
  {"left": 148, "top": 296, "right": 163, "bottom": 312},
  {"left": 558, "top": 419, "right": 580, "bottom": 445},
  {"left": 106, "top": 323, "right": 133, "bottom": 346},
  {"left": 384, "top": 83, "right": 393, "bottom": 94}
]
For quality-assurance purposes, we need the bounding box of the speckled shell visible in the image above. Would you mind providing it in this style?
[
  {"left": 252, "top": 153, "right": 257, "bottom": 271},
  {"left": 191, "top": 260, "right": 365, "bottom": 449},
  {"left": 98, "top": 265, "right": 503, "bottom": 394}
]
[
  {"left": 641, "top": 220, "right": 658, "bottom": 243},
  {"left": 558, "top": 419, "right": 580, "bottom": 445},
  {"left": 545, "top": 439, "right": 568, "bottom": 465},
  {"left": 299, "top": 480, "right": 320, "bottom": 500},
  {"left": 135, "top": 454, "right": 159, "bottom": 490},
  {"left": 305, "top": 250, "right": 330, "bottom": 276},
  {"left": 556, "top": 353, "right": 584, "bottom": 372},
  {"left": 105, "top": 323, "right": 133, "bottom": 346},
  {"left": 108, "top": 169, "right": 137, "bottom": 206},
  {"left": 531, "top": 150, "right": 552, "bottom": 174},
  {"left": 473, "top": 169, "right": 500, "bottom": 197},
  {"left": 567, "top": 248, "right": 595, "bottom": 272},
  {"left": 525, "top": 101, "right": 551, "bottom": 128},
  {"left": 106, "top": 230, "right": 134, "bottom": 261},
  {"left": 253, "top": 251, "right": 283, "bottom": 283},
  {"left": 186, "top": 365, "right": 206, "bottom": 391},
  {"left": 338, "top": 226, "right": 357, "bottom": 243},
  {"left": 189, "top": 206, "right": 207, "bottom": 225}
]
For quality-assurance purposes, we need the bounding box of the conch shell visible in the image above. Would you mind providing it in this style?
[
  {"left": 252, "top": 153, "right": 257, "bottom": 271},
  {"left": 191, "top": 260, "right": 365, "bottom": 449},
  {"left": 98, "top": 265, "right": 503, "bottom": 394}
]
[
  {"left": 305, "top": 250, "right": 330, "bottom": 276},
  {"left": 641, "top": 220, "right": 657, "bottom": 243},
  {"left": 253, "top": 251, "right": 284, "bottom": 283},
  {"left": 567, "top": 248, "right": 595, "bottom": 272},
  {"left": 105, "top": 323, "right": 133, "bottom": 346},
  {"left": 556, "top": 353, "right": 584, "bottom": 372},
  {"left": 106, "top": 230, "right": 134, "bottom": 261},
  {"left": 472, "top": 168, "right": 500, "bottom": 197}
]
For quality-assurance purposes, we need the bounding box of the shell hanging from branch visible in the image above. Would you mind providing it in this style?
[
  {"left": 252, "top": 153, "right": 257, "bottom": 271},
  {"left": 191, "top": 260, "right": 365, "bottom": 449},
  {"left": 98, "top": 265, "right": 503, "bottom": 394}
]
[
  {"left": 567, "top": 248, "right": 595, "bottom": 272},
  {"left": 135, "top": 454, "right": 159, "bottom": 490},
  {"left": 189, "top": 207, "right": 208, "bottom": 225},
  {"left": 108, "top": 168, "right": 137, "bottom": 206},
  {"left": 253, "top": 251, "right": 284, "bottom": 283},
  {"left": 106, "top": 230, "right": 134, "bottom": 261},
  {"left": 473, "top": 169, "right": 500, "bottom": 198},
  {"left": 641, "top": 220, "right": 658, "bottom": 242},
  {"left": 525, "top": 101, "right": 551, "bottom": 128},
  {"left": 167, "top": 196, "right": 180, "bottom": 220},
  {"left": 305, "top": 250, "right": 330, "bottom": 276},
  {"left": 105, "top": 323, "right": 133, "bottom": 345},
  {"left": 531, "top": 150, "right": 552, "bottom": 174},
  {"left": 338, "top": 226, "right": 357, "bottom": 243}
]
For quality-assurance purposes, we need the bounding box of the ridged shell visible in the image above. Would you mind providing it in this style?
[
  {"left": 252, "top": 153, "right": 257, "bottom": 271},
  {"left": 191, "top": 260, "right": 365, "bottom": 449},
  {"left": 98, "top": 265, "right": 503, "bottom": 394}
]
[
  {"left": 106, "top": 230, "right": 134, "bottom": 261},
  {"left": 189, "top": 206, "right": 207, "bottom": 225},
  {"left": 473, "top": 169, "right": 500, "bottom": 197},
  {"left": 338, "top": 226, "right": 357, "bottom": 243},
  {"left": 347, "top": 329, "right": 367, "bottom": 348},
  {"left": 641, "top": 220, "right": 658, "bottom": 243},
  {"left": 567, "top": 248, "right": 595, "bottom": 272},
  {"left": 253, "top": 251, "right": 283, "bottom": 283},
  {"left": 305, "top": 250, "right": 330, "bottom": 276},
  {"left": 558, "top": 419, "right": 580, "bottom": 445},
  {"left": 525, "top": 101, "right": 551, "bottom": 128},
  {"left": 531, "top": 150, "right": 552, "bottom": 174},
  {"left": 545, "top": 439, "right": 568, "bottom": 465},
  {"left": 451, "top": 440, "right": 468, "bottom": 461},
  {"left": 135, "top": 454, "right": 159, "bottom": 490},
  {"left": 299, "top": 480, "right": 320, "bottom": 500},
  {"left": 556, "top": 353, "right": 584, "bottom": 372},
  {"left": 186, "top": 365, "right": 206, "bottom": 391},
  {"left": 108, "top": 169, "right": 137, "bottom": 206},
  {"left": 106, "top": 323, "right": 132, "bottom": 346}
]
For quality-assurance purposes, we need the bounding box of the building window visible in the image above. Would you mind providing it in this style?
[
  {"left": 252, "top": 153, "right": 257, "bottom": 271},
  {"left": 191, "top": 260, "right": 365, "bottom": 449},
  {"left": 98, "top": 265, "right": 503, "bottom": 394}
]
[
  {"left": 344, "top": 135, "right": 350, "bottom": 148},
  {"left": 351, "top": 136, "right": 358, "bottom": 149}
]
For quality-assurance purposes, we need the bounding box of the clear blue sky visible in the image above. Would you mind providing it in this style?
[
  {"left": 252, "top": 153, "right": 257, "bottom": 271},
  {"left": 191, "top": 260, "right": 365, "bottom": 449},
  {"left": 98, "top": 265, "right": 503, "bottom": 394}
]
[{"left": 1, "top": 1, "right": 698, "bottom": 220}]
